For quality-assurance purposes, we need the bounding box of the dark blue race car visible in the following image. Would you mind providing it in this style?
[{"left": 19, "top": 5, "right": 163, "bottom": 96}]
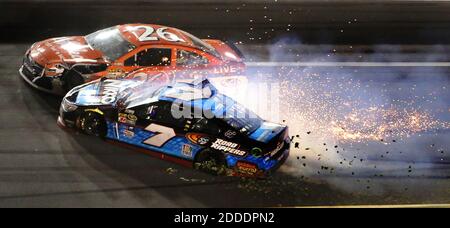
[{"left": 57, "top": 79, "right": 290, "bottom": 177}]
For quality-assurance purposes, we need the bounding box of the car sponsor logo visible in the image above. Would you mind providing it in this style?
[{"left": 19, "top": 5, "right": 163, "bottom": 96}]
[
  {"left": 236, "top": 162, "right": 258, "bottom": 175},
  {"left": 251, "top": 147, "right": 264, "bottom": 157},
  {"left": 213, "top": 65, "right": 239, "bottom": 75},
  {"left": 118, "top": 113, "right": 137, "bottom": 125},
  {"left": 100, "top": 80, "right": 122, "bottom": 104},
  {"left": 186, "top": 133, "right": 210, "bottom": 146},
  {"left": 224, "top": 130, "right": 237, "bottom": 139},
  {"left": 124, "top": 109, "right": 135, "bottom": 115},
  {"left": 210, "top": 139, "right": 247, "bottom": 157},
  {"left": 182, "top": 144, "right": 193, "bottom": 157},
  {"left": 123, "top": 129, "right": 135, "bottom": 138}
]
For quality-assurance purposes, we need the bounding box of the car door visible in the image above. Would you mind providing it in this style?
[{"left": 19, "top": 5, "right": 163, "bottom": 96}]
[
  {"left": 109, "top": 47, "right": 175, "bottom": 76},
  {"left": 114, "top": 101, "right": 202, "bottom": 160}
]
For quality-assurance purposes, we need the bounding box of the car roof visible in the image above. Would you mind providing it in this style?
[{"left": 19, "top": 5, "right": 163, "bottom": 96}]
[
  {"left": 117, "top": 24, "right": 210, "bottom": 51},
  {"left": 125, "top": 80, "right": 219, "bottom": 110}
]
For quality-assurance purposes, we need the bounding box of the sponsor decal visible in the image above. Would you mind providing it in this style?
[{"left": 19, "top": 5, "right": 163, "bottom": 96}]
[
  {"left": 236, "top": 162, "right": 258, "bottom": 175},
  {"left": 186, "top": 133, "right": 210, "bottom": 146},
  {"left": 211, "top": 139, "right": 247, "bottom": 156},
  {"left": 123, "top": 129, "right": 135, "bottom": 138},
  {"left": 182, "top": 144, "right": 193, "bottom": 157},
  {"left": 251, "top": 147, "right": 264, "bottom": 157},
  {"left": 118, "top": 113, "right": 137, "bottom": 125},
  {"left": 124, "top": 109, "right": 135, "bottom": 115},
  {"left": 100, "top": 80, "right": 123, "bottom": 104},
  {"left": 224, "top": 130, "right": 237, "bottom": 139},
  {"left": 213, "top": 65, "right": 239, "bottom": 75}
]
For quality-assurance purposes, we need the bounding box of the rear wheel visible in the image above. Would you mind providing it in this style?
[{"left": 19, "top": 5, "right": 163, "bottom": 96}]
[
  {"left": 79, "top": 112, "right": 107, "bottom": 138},
  {"left": 194, "top": 149, "right": 228, "bottom": 176}
]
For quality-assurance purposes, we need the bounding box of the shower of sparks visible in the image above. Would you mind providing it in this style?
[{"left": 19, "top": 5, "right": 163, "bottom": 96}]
[
  {"left": 248, "top": 66, "right": 450, "bottom": 143},
  {"left": 330, "top": 107, "right": 448, "bottom": 141}
]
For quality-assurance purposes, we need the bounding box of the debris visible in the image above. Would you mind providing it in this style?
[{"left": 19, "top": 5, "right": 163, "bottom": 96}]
[{"left": 165, "top": 168, "right": 178, "bottom": 175}]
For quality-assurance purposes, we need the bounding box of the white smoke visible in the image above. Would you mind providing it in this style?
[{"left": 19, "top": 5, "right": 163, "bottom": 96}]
[{"left": 241, "top": 35, "right": 450, "bottom": 194}]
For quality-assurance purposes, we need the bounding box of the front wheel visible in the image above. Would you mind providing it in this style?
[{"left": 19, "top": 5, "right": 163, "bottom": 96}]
[
  {"left": 194, "top": 149, "right": 228, "bottom": 176},
  {"left": 79, "top": 112, "right": 107, "bottom": 138}
]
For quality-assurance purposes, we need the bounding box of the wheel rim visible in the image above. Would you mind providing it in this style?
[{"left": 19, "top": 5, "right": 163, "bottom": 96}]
[{"left": 82, "top": 113, "right": 103, "bottom": 137}]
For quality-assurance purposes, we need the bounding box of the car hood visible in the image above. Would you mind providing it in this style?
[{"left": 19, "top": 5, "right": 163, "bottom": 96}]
[
  {"left": 70, "top": 79, "right": 144, "bottom": 106},
  {"left": 29, "top": 36, "right": 105, "bottom": 67}
]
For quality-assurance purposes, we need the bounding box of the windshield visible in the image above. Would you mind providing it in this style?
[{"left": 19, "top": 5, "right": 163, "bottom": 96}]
[
  {"left": 85, "top": 27, "right": 136, "bottom": 61},
  {"left": 180, "top": 31, "right": 221, "bottom": 58}
]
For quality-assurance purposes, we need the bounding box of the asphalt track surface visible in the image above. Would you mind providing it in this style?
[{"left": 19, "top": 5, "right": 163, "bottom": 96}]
[{"left": 1, "top": 43, "right": 450, "bottom": 207}]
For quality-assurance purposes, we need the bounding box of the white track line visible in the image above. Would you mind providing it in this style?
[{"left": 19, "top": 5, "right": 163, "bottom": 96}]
[
  {"left": 296, "top": 204, "right": 450, "bottom": 208},
  {"left": 247, "top": 62, "right": 450, "bottom": 67}
]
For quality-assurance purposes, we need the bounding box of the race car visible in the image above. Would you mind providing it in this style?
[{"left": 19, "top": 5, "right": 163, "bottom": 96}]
[
  {"left": 20, "top": 24, "right": 245, "bottom": 95},
  {"left": 57, "top": 79, "right": 290, "bottom": 177}
]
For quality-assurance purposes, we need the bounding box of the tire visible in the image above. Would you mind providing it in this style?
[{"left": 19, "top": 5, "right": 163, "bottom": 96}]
[
  {"left": 194, "top": 149, "right": 228, "bottom": 176},
  {"left": 63, "top": 70, "right": 85, "bottom": 92},
  {"left": 79, "top": 112, "right": 107, "bottom": 138}
]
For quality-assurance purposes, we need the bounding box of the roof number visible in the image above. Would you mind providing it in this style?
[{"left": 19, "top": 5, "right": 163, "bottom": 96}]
[{"left": 135, "top": 26, "right": 185, "bottom": 43}]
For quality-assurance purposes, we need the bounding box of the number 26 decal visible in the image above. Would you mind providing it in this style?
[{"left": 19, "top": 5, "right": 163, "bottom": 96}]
[
  {"left": 134, "top": 26, "right": 185, "bottom": 43},
  {"left": 143, "top": 124, "right": 176, "bottom": 147}
]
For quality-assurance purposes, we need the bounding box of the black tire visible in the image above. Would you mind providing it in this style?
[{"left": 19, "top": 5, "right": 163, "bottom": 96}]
[
  {"left": 63, "top": 70, "right": 85, "bottom": 92},
  {"left": 79, "top": 112, "right": 107, "bottom": 138},
  {"left": 194, "top": 149, "right": 228, "bottom": 176}
]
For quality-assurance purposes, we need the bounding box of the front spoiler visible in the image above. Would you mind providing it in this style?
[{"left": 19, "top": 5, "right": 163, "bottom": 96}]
[{"left": 230, "top": 149, "right": 290, "bottom": 178}]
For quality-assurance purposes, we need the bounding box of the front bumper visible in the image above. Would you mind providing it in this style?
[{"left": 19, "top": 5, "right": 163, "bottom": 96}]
[
  {"left": 19, "top": 56, "right": 64, "bottom": 95},
  {"left": 264, "top": 148, "right": 289, "bottom": 176},
  {"left": 229, "top": 146, "right": 290, "bottom": 178}
]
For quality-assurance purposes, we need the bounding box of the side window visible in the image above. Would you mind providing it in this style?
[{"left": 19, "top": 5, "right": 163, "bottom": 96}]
[
  {"left": 177, "top": 50, "right": 209, "bottom": 67},
  {"left": 192, "top": 118, "right": 221, "bottom": 135},
  {"left": 125, "top": 48, "right": 172, "bottom": 67},
  {"left": 135, "top": 102, "right": 185, "bottom": 128}
]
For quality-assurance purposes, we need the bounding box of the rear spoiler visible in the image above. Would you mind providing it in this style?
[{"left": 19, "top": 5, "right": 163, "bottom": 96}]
[{"left": 223, "top": 40, "right": 245, "bottom": 60}]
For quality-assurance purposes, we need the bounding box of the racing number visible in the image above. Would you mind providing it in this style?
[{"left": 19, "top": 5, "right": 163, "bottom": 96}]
[
  {"left": 135, "top": 26, "right": 185, "bottom": 43},
  {"left": 136, "top": 26, "right": 158, "bottom": 42},
  {"left": 143, "top": 124, "right": 176, "bottom": 147}
]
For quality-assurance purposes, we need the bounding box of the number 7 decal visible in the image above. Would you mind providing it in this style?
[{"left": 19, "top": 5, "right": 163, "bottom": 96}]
[{"left": 143, "top": 124, "right": 176, "bottom": 147}]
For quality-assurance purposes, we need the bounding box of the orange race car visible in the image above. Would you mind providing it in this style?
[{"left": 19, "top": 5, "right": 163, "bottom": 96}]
[{"left": 19, "top": 24, "right": 245, "bottom": 95}]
